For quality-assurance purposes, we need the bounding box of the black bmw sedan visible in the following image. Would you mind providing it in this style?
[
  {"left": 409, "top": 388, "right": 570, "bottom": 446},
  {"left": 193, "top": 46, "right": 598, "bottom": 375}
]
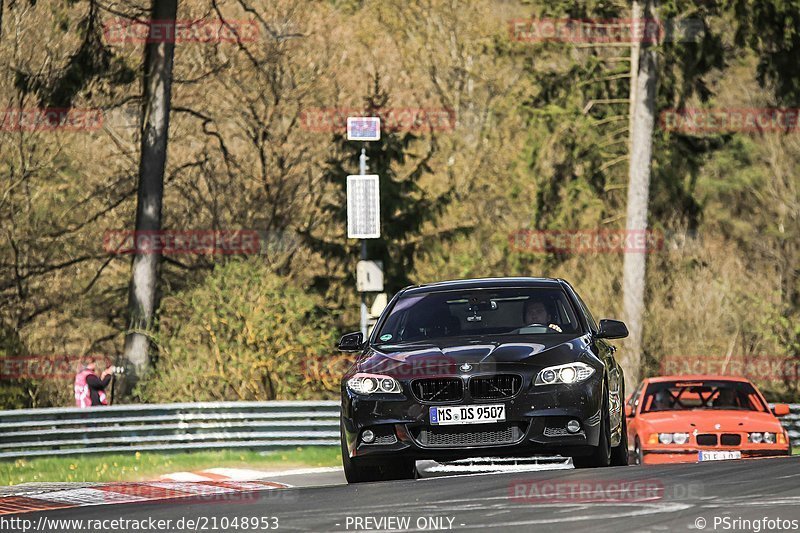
[{"left": 338, "top": 277, "right": 630, "bottom": 483}]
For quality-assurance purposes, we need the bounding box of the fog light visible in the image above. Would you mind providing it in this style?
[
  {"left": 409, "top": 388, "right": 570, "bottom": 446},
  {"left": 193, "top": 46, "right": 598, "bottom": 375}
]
[
  {"left": 566, "top": 420, "right": 581, "bottom": 433},
  {"left": 362, "top": 429, "right": 375, "bottom": 443}
]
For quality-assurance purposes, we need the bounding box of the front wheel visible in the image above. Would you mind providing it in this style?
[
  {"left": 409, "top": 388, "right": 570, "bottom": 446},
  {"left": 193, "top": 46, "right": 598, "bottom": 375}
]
[
  {"left": 632, "top": 437, "right": 644, "bottom": 465},
  {"left": 610, "top": 415, "right": 629, "bottom": 466},
  {"left": 573, "top": 398, "right": 612, "bottom": 469},
  {"left": 341, "top": 421, "right": 417, "bottom": 483},
  {"left": 341, "top": 422, "right": 377, "bottom": 483}
]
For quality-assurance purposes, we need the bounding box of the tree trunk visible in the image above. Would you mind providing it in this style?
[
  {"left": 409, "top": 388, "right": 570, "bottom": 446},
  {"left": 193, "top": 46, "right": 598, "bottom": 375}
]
[
  {"left": 622, "top": 0, "right": 658, "bottom": 385},
  {"left": 121, "top": 0, "right": 178, "bottom": 395}
]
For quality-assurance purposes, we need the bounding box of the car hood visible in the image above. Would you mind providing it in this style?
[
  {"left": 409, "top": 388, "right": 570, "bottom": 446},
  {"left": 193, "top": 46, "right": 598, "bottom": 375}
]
[
  {"left": 356, "top": 335, "right": 593, "bottom": 377},
  {"left": 639, "top": 410, "right": 782, "bottom": 432}
]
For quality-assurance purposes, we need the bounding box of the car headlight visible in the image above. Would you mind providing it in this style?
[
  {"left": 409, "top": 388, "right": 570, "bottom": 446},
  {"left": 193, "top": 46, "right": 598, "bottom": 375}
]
[
  {"left": 748, "top": 432, "right": 764, "bottom": 444},
  {"left": 347, "top": 373, "right": 402, "bottom": 395},
  {"left": 656, "top": 433, "right": 689, "bottom": 445},
  {"left": 763, "top": 432, "right": 776, "bottom": 444},
  {"left": 672, "top": 432, "right": 689, "bottom": 445},
  {"left": 534, "top": 362, "right": 595, "bottom": 385}
]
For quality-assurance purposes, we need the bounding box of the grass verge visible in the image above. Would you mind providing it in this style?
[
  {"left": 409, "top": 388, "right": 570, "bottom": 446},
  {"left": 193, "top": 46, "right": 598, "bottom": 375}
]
[{"left": 1, "top": 446, "right": 341, "bottom": 485}]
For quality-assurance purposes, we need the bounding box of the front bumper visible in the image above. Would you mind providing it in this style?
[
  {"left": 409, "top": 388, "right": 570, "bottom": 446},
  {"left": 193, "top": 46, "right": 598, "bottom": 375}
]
[{"left": 341, "top": 373, "right": 605, "bottom": 462}]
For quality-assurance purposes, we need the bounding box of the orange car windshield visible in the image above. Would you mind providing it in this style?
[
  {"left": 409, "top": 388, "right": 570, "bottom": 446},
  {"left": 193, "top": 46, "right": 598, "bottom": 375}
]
[{"left": 641, "top": 380, "right": 767, "bottom": 413}]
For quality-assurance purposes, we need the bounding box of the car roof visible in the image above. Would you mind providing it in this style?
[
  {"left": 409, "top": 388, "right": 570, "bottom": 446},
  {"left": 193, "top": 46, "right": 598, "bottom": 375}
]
[
  {"left": 401, "top": 277, "right": 566, "bottom": 295},
  {"left": 645, "top": 375, "right": 752, "bottom": 383}
]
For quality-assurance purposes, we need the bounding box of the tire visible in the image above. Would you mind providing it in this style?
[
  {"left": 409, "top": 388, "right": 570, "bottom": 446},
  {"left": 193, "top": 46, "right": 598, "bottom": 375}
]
[
  {"left": 633, "top": 437, "right": 644, "bottom": 466},
  {"left": 340, "top": 421, "right": 417, "bottom": 483},
  {"left": 573, "top": 395, "right": 612, "bottom": 469},
  {"left": 380, "top": 458, "right": 418, "bottom": 481},
  {"left": 341, "top": 421, "right": 377, "bottom": 483},
  {"left": 610, "top": 414, "right": 629, "bottom": 466}
]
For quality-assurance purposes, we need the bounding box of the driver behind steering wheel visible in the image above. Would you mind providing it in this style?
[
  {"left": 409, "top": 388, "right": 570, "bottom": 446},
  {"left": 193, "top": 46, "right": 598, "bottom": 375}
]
[{"left": 522, "top": 299, "right": 563, "bottom": 332}]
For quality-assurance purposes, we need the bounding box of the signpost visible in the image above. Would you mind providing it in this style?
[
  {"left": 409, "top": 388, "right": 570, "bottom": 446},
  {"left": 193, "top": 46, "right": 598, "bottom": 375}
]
[
  {"left": 346, "top": 117, "right": 382, "bottom": 338},
  {"left": 356, "top": 260, "right": 384, "bottom": 292},
  {"left": 346, "top": 175, "right": 380, "bottom": 239},
  {"left": 347, "top": 117, "right": 381, "bottom": 141}
]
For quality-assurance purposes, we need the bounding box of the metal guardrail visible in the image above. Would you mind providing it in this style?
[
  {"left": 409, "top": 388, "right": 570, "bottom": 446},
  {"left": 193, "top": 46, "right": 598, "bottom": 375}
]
[
  {"left": 0, "top": 401, "right": 797, "bottom": 460},
  {"left": 779, "top": 404, "right": 800, "bottom": 448},
  {"left": 0, "top": 401, "right": 340, "bottom": 460}
]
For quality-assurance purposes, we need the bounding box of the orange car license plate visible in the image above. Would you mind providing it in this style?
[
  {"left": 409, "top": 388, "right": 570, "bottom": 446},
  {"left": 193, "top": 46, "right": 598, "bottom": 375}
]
[{"left": 698, "top": 451, "right": 741, "bottom": 461}]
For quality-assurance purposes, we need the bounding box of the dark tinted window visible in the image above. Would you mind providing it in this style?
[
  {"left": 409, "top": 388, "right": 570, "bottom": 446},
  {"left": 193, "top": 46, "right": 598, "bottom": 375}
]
[
  {"left": 375, "top": 287, "right": 582, "bottom": 344},
  {"left": 572, "top": 290, "right": 597, "bottom": 332},
  {"left": 641, "top": 380, "right": 767, "bottom": 413}
]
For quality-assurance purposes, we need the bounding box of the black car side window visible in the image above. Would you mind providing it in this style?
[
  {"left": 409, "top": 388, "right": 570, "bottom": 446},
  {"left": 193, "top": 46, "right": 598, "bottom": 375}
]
[{"left": 574, "top": 293, "right": 598, "bottom": 332}]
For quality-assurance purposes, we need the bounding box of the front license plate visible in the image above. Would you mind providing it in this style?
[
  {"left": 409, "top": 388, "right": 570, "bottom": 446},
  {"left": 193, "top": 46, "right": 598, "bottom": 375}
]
[
  {"left": 698, "top": 450, "right": 742, "bottom": 461},
  {"left": 429, "top": 404, "right": 505, "bottom": 425}
]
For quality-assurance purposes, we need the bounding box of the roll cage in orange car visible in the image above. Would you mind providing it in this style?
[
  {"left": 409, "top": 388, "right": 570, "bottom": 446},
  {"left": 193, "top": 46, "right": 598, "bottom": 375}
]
[{"left": 640, "top": 381, "right": 767, "bottom": 413}]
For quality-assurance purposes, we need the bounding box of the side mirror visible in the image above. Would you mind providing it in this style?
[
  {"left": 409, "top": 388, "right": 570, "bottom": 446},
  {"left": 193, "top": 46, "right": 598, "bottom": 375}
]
[
  {"left": 625, "top": 404, "right": 633, "bottom": 417},
  {"left": 597, "top": 319, "right": 629, "bottom": 339},
  {"left": 773, "top": 403, "right": 790, "bottom": 417},
  {"left": 337, "top": 332, "right": 364, "bottom": 352}
]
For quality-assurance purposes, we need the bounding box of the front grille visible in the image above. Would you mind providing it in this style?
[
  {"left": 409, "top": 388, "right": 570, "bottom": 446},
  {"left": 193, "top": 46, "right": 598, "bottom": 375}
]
[
  {"left": 720, "top": 434, "right": 741, "bottom": 446},
  {"left": 412, "top": 378, "right": 463, "bottom": 402},
  {"left": 696, "top": 434, "right": 718, "bottom": 446},
  {"left": 413, "top": 423, "right": 524, "bottom": 447},
  {"left": 469, "top": 375, "right": 522, "bottom": 400}
]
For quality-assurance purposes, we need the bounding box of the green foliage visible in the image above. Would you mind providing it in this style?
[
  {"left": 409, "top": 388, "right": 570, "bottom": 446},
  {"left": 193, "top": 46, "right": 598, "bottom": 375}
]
[
  {"left": 137, "top": 261, "right": 347, "bottom": 402},
  {"left": 1, "top": 447, "right": 341, "bottom": 485},
  {"left": 733, "top": 0, "right": 800, "bottom": 104},
  {"left": 3, "top": 0, "right": 800, "bottom": 406}
]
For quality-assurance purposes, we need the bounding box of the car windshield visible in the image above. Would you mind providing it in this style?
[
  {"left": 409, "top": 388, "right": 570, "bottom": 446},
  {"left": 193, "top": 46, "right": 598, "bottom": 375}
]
[
  {"left": 374, "top": 287, "right": 582, "bottom": 344},
  {"left": 641, "top": 380, "right": 768, "bottom": 413}
]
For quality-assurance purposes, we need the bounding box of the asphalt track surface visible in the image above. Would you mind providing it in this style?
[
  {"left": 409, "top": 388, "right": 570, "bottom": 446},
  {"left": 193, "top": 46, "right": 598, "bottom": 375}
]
[{"left": 9, "top": 456, "right": 800, "bottom": 532}]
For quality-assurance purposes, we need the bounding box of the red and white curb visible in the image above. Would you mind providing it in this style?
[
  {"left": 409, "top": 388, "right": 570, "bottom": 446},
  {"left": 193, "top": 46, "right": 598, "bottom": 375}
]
[
  {"left": 0, "top": 480, "right": 289, "bottom": 516},
  {"left": 158, "top": 466, "right": 342, "bottom": 482}
]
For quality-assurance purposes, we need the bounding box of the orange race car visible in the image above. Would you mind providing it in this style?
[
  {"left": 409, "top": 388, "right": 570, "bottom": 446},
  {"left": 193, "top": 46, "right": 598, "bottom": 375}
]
[{"left": 625, "top": 375, "right": 791, "bottom": 464}]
